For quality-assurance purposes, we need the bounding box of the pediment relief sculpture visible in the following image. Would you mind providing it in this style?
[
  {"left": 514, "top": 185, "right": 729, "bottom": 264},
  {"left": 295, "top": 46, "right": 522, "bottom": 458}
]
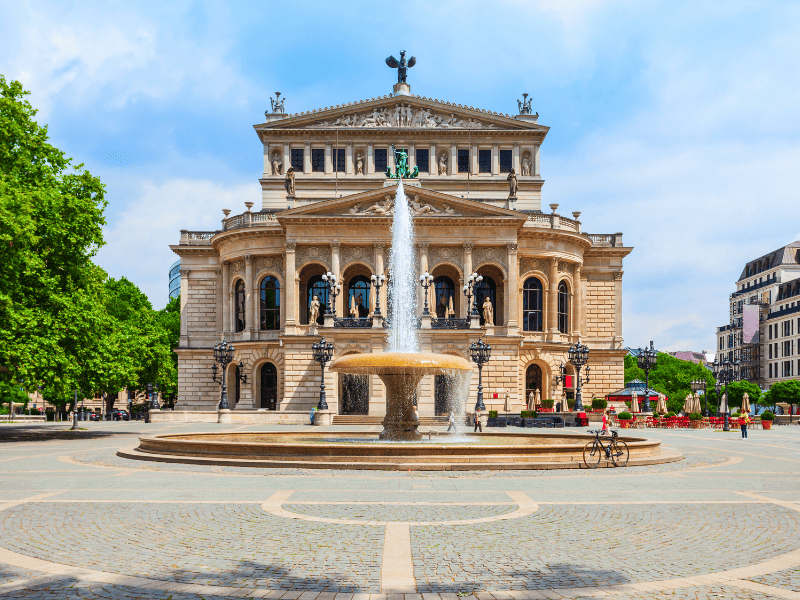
[
  {"left": 345, "top": 194, "right": 459, "bottom": 217},
  {"left": 309, "top": 104, "right": 498, "bottom": 129}
]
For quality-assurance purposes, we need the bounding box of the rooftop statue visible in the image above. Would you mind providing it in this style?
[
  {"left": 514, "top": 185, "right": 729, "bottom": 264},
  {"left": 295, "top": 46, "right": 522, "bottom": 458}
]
[{"left": 386, "top": 51, "right": 416, "bottom": 84}]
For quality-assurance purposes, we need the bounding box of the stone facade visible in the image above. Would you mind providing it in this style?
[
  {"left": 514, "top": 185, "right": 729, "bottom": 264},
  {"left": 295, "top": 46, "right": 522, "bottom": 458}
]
[{"left": 172, "top": 85, "right": 632, "bottom": 416}]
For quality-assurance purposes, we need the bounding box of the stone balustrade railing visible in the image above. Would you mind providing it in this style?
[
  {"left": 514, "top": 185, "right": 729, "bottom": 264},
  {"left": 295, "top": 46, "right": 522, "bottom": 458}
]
[
  {"left": 180, "top": 230, "right": 217, "bottom": 245},
  {"left": 523, "top": 212, "right": 582, "bottom": 233},
  {"left": 587, "top": 233, "right": 623, "bottom": 247}
]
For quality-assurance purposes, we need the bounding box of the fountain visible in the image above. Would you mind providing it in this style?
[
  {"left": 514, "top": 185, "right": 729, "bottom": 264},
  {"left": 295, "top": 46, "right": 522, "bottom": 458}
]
[{"left": 329, "top": 179, "right": 473, "bottom": 441}]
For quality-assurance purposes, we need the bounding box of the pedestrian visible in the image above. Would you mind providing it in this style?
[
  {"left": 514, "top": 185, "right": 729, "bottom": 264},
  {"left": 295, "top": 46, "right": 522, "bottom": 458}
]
[
  {"left": 309, "top": 406, "right": 316, "bottom": 425},
  {"left": 741, "top": 411, "right": 750, "bottom": 439},
  {"left": 601, "top": 408, "right": 610, "bottom": 435},
  {"left": 474, "top": 407, "right": 483, "bottom": 432},
  {"left": 446, "top": 412, "right": 456, "bottom": 432}
]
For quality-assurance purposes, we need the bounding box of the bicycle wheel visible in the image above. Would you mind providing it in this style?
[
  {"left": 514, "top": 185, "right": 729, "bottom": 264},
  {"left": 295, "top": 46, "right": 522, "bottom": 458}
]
[
  {"left": 611, "top": 440, "right": 629, "bottom": 467},
  {"left": 583, "top": 441, "right": 601, "bottom": 468}
]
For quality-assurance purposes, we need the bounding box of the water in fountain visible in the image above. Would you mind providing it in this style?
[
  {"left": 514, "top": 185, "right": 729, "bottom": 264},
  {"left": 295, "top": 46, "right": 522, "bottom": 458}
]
[{"left": 386, "top": 179, "right": 419, "bottom": 353}]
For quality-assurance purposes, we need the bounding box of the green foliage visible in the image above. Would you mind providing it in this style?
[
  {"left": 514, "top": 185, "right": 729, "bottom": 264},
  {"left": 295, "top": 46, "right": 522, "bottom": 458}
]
[
  {"left": 760, "top": 411, "right": 775, "bottom": 421},
  {"left": 0, "top": 380, "right": 28, "bottom": 408},
  {"left": 666, "top": 411, "right": 676, "bottom": 418},
  {"left": 521, "top": 410, "right": 533, "bottom": 418},
  {"left": 762, "top": 380, "right": 800, "bottom": 413},
  {"left": 618, "top": 411, "right": 632, "bottom": 420},
  {"left": 689, "top": 412, "right": 703, "bottom": 420},
  {"left": 725, "top": 380, "right": 761, "bottom": 408},
  {"left": 624, "top": 352, "right": 715, "bottom": 411},
  {"left": 488, "top": 410, "right": 498, "bottom": 418},
  {"left": 542, "top": 399, "right": 554, "bottom": 408},
  {"left": 592, "top": 398, "right": 607, "bottom": 410}
]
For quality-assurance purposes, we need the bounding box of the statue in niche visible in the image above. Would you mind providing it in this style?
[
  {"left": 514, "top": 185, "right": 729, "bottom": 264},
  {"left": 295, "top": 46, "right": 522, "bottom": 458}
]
[
  {"left": 284, "top": 167, "right": 295, "bottom": 196},
  {"left": 271, "top": 155, "right": 282, "bottom": 176},
  {"left": 507, "top": 168, "right": 518, "bottom": 198},
  {"left": 355, "top": 154, "right": 364, "bottom": 175},
  {"left": 309, "top": 295, "right": 320, "bottom": 325},
  {"left": 521, "top": 157, "right": 531, "bottom": 177},
  {"left": 482, "top": 296, "right": 493, "bottom": 326},
  {"left": 438, "top": 154, "right": 448, "bottom": 175}
]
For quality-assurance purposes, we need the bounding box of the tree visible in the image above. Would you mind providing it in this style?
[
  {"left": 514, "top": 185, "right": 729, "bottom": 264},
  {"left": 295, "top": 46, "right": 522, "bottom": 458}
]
[
  {"left": 763, "top": 380, "right": 800, "bottom": 417},
  {"left": 624, "top": 352, "right": 715, "bottom": 413},
  {"left": 0, "top": 75, "right": 107, "bottom": 407},
  {"left": 724, "top": 380, "right": 761, "bottom": 410},
  {"left": 0, "top": 380, "right": 28, "bottom": 412}
]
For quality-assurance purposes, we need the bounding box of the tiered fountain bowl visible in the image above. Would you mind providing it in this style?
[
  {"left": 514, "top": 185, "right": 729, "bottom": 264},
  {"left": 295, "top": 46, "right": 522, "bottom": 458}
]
[{"left": 328, "top": 351, "right": 473, "bottom": 441}]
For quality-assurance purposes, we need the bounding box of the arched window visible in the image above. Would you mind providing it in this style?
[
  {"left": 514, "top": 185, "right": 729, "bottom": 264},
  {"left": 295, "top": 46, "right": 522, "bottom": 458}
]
[
  {"left": 306, "top": 275, "right": 329, "bottom": 325},
  {"left": 234, "top": 279, "right": 246, "bottom": 332},
  {"left": 260, "top": 276, "right": 280, "bottom": 330},
  {"left": 475, "top": 276, "right": 496, "bottom": 326},
  {"left": 558, "top": 281, "right": 569, "bottom": 334},
  {"left": 522, "top": 277, "right": 543, "bottom": 332},
  {"left": 348, "top": 275, "right": 371, "bottom": 318},
  {"left": 260, "top": 363, "right": 277, "bottom": 410},
  {"left": 433, "top": 276, "right": 455, "bottom": 319},
  {"left": 526, "top": 364, "right": 542, "bottom": 399}
]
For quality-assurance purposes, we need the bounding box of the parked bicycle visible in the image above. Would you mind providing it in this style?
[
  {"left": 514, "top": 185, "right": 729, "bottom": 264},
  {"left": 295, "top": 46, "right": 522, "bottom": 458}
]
[{"left": 583, "top": 429, "right": 629, "bottom": 468}]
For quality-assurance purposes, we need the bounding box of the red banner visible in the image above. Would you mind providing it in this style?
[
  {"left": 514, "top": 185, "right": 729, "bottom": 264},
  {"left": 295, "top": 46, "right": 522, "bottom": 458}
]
[{"left": 565, "top": 375, "right": 573, "bottom": 388}]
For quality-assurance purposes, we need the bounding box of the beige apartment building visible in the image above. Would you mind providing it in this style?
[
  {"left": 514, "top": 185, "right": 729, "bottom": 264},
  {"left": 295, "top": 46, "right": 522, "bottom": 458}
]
[{"left": 171, "top": 77, "right": 632, "bottom": 419}]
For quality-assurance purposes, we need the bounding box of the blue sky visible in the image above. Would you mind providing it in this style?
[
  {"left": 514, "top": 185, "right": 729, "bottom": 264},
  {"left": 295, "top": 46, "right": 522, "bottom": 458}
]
[{"left": 2, "top": 0, "right": 799, "bottom": 352}]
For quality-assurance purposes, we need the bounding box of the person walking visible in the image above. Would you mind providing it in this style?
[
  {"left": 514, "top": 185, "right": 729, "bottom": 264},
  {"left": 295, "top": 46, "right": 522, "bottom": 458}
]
[
  {"left": 446, "top": 412, "right": 456, "bottom": 432},
  {"left": 741, "top": 411, "right": 750, "bottom": 439},
  {"left": 601, "top": 408, "right": 611, "bottom": 435},
  {"left": 474, "top": 407, "right": 483, "bottom": 432}
]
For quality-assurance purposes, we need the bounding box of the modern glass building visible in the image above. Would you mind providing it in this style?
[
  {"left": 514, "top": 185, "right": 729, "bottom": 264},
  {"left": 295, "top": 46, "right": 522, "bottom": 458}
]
[{"left": 168, "top": 259, "right": 181, "bottom": 300}]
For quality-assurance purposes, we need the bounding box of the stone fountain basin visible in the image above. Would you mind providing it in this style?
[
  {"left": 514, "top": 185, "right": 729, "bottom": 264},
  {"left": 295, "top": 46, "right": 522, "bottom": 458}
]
[
  {"left": 328, "top": 351, "right": 473, "bottom": 375},
  {"left": 122, "top": 431, "right": 680, "bottom": 470}
]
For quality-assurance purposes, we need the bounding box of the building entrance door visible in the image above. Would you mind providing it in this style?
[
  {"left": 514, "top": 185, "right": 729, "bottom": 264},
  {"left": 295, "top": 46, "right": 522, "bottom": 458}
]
[
  {"left": 260, "top": 363, "right": 277, "bottom": 410},
  {"left": 340, "top": 374, "right": 369, "bottom": 415},
  {"left": 526, "top": 364, "right": 543, "bottom": 402}
]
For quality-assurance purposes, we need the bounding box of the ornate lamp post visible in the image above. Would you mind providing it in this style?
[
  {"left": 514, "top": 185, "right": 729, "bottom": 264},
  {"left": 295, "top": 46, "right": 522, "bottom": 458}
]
[
  {"left": 211, "top": 339, "right": 236, "bottom": 410},
  {"left": 371, "top": 273, "right": 386, "bottom": 316},
  {"left": 71, "top": 389, "right": 79, "bottom": 431},
  {"left": 150, "top": 383, "right": 161, "bottom": 410},
  {"left": 469, "top": 339, "right": 491, "bottom": 411},
  {"left": 636, "top": 341, "right": 658, "bottom": 413},
  {"left": 419, "top": 272, "right": 434, "bottom": 316},
  {"left": 321, "top": 272, "right": 338, "bottom": 315},
  {"left": 565, "top": 343, "right": 591, "bottom": 412},
  {"left": 691, "top": 378, "right": 709, "bottom": 417},
  {"left": 462, "top": 272, "right": 483, "bottom": 316},
  {"left": 713, "top": 357, "right": 739, "bottom": 432},
  {"left": 311, "top": 338, "right": 334, "bottom": 410}
]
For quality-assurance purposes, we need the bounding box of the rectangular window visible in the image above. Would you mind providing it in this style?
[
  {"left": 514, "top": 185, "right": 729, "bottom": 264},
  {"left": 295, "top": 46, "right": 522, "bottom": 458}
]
[
  {"left": 415, "top": 148, "right": 429, "bottom": 173},
  {"left": 457, "top": 149, "right": 470, "bottom": 173},
  {"left": 374, "top": 148, "right": 387, "bottom": 173},
  {"left": 769, "top": 363, "right": 772, "bottom": 378},
  {"left": 769, "top": 325, "right": 773, "bottom": 340},
  {"left": 769, "top": 345, "right": 773, "bottom": 359},
  {"left": 728, "top": 334, "right": 733, "bottom": 349},
  {"left": 311, "top": 149, "right": 325, "bottom": 172},
  {"left": 499, "top": 149, "right": 513, "bottom": 173},
  {"left": 291, "top": 149, "right": 304, "bottom": 171},
  {"left": 332, "top": 148, "right": 345, "bottom": 172},
  {"left": 478, "top": 149, "right": 491, "bottom": 173}
]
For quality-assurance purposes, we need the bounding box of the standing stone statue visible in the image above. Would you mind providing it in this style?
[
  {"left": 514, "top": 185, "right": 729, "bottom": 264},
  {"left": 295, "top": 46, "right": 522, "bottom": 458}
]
[
  {"left": 507, "top": 168, "right": 518, "bottom": 198},
  {"left": 482, "top": 296, "right": 493, "bottom": 326},
  {"left": 521, "top": 158, "right": 531, "bottom": 176},
  {"left": 438, "top": 154, "right": 448, "bottom": 175},
  {"left": 560, "top": 390, "right": 568, "bottom": 412},
  {"left": 271, "top": 155, "right": 282, "bottom": 176},
  {"left": 309, "top": 295, "right": 320, "bottom": 325},
  {"left": 535, "top": 388, "right": 541, "bottom": 407},
  {"left": 528, "top": 390, "right": 535, "bottom": 411},
  {"left": 284, "top": 167, "right": 295, "bottom": 196},
  {"left": 385, "top": 51, "right": 416, "bottom": 83},
  {"left": 356, "top": 154, "right": 364, "bottom": 175}
]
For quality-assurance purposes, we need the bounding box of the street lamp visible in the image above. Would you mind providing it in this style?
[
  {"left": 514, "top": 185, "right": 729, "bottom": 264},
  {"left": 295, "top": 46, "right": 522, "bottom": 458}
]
[
  {"left": 469, "top": 339, "right": 491, "bottom": 411},
  {"left": 636, "top": 341, "right": 658, "bottom": 413},
  {"left": 127, "top": 388, "right": 135, "bottom": 418},
  {"left": 71, "top": 389, "right": 79, "bottom": 431},
  {"left": 690, "top": 378, "right": 708, "bottom": 417},
  {"left": 463, "top": 272, "right": 483, "bottom": 316},
  {"left": 565, "top": 343, "right": 591, "bottom": 412},
  {"left": 211, "top": 339, "right": 236, "bottom": 410},
  {"left": 321, "top": 272, "right": 338, "bottom": 315},
  {"left": 311, "top": 338, "right": 334, "bottom": 410},
  {"left": 371, "top": 273, "right": 386, "bottom": 316},
  {"left": 713, "top": 357, "right": 739, "bottom": 432},
  {"left": 419, "top": 272, "right": 434, "bottom": 316}
]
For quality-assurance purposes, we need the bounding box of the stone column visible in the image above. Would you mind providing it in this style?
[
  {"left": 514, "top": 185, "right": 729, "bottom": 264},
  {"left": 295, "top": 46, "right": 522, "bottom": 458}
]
[
  {"left": 283, "top": 143, "right": 290, "bottom": 175},
  {"left": 346, "top": 142, "right": 353, "bottom": 174},
  {"left": 513, "top": 143, "right": 521, "bottom": 174},
  {"left": 429, "top": 143, "right": 437, "bottom": 175},
  {"left": 573, "top": 264, "right": 582, "bottom": 339},
  {"left": 304, "top": 142, "right": 311, "bottom": 174},
  {"left": 450, "top": 143, "right": 457, "bottom": 175},
  {"left": 285, "top": 243, "right": 297, "bottom": 334},
  {"left": 244, "top": 255, "right": 254, "bottom": 337},
  {"left": 325, "top": 143, "right": 332, "bottom": 174},
  {"left": 389, "top": 145, "right": 396, "bottom": 172},
  {"left": 614, "top": 270, "right": 623, "bottom": 345},
  {"left": 331, "top": 242, "right": 341, "bottom": 317},
  {"left": 506, "top": 244, "right": 519, "bottom": 334},
  {"left": 252, "top": 260, "right": 261, "bottom": 335},
  {"left": 463, "top": 243, "right": 473, "bottom": 318},
  {"left": 409, "top": 143, "right": 415, "bottom": 170},
  {"left": 367, "top": 143, "right": 374, "bottom": 174},
  {"left": 215, "top": 268, "right": 223, "bottom": 337},
  {"left": 179, "top": 268, "right": 190, "bottom": 341},
  {"left": 470, "top": 144, "right": 478, "bottom": 175},
  {"left": 262, "top": 144, "right": 269, "bottom": 177},
  {"left": 222, "top": 261, "right": 231, "bottom": 335},
  {"left": 533, "top": 144, "right": 541, "bottom": 177},
  {"left": 492, "top": 144, "right": 499, "bottom": 175},
  {"left": 548, "top": 257, "right": 559, "bottom": 335}
]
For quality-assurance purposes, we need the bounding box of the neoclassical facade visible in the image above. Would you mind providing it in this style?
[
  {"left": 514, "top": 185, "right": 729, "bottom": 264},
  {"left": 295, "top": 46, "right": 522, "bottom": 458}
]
[{"left": 173, "top": 83, "right": 632, "bottom": 417}]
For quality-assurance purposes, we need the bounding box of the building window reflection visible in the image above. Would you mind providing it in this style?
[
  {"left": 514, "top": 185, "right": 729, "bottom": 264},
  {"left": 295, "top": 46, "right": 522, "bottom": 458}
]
[
  {"left": 558, "top": 281, "right": 569, "bottom": 334},
  {"left": 260, "top": 276, "right": 280, "bottom": 330},
  {"left": 234, "top": 279, "right": 246, "bottom": 332},
  {"left": 522, "top": 277, "right": 543, "bottom": 332}
]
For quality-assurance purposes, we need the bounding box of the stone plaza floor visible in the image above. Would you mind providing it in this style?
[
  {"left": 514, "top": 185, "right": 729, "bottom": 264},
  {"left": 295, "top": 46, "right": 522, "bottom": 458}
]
[{"left": 0, "top": 421, "right": 799, "bottom": 599}]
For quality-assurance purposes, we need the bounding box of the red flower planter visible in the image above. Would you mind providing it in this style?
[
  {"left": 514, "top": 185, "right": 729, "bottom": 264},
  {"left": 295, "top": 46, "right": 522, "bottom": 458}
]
[
  {"left": 619, "top": 419, "right": 632, "bottom": 428},
  {"left": 762, "top": 421, "right": 773, "bottom": 430}
]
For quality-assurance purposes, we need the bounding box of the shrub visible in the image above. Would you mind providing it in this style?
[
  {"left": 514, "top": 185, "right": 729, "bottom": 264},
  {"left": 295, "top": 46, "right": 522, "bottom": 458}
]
[
  {"left": 567, "top": 399, "right": 576, "bottom": 410},
  {"left": 618, "top": 411, "right": 632, "bottom": 420},
  {"left": 666, "top": 412, "right": 676, "bottom": 418},
  {"left": 542, "top": 399, "right": 554, "bottom": 408},
  {"left": 689, "top": 412, "right": 703, "bottom": 421},
  {"left": 520, "top": 410, "right": 529, "bottom": 418},
  {"left": 592, "top": 398, "right": 607, "bottom": 410},
  {"left": 488, "top": 410, "right": 498, "bottom": 418},
  {"left": 624, "top": 400, "right": 631, "bottom": 408},
  {"left": 760, "top": 411, "right": 775, "bottom": 421}
]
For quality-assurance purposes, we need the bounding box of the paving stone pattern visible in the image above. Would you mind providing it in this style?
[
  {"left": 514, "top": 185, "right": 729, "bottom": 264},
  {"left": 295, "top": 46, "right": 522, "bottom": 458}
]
[
  {"left": 285, "top": 503, "right": 516, "bottom": 521},
  {"left": 749, "top": 566, "right": 800, "bottom": 593}
]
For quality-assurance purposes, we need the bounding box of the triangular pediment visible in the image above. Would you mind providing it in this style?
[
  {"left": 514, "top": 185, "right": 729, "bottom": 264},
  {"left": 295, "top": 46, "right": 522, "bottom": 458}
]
[
  {"left": 277, "top": 183, "right": 528, "bottom": 223},
  {"left": 256, "top": 94, "right": 547, "bottom": 133}
]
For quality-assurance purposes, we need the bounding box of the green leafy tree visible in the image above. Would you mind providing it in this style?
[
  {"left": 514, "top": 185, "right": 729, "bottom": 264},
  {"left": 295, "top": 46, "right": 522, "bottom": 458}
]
[
  {"left": 624, "top": 352, "right": 715, "bottom": 414},
  {"left": 0, "top": 75, "right": 106, "bottom": 407},
  {"left": 723, "top": 380, "right": 761, "bottom": 410},
  {"left": 0, "top": 379, "right": 28, "bottom": 413},
  {"left": 762, "top": 380, "right": 800, "bottom": 417}
]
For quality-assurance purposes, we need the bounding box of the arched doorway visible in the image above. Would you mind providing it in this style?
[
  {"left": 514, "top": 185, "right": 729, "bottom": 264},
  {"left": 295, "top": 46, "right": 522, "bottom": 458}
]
[
  {"left": 299, "top": 264, "right": 329, "bottom": 325},
  {"left": 475, "top": 276, "right": 497, "bottom": 326},
  {"left": 434, "top": 374, "right": 458, "bottom": 415},
  {"left": 526, "top": 364, "right": 543, "bottom": 403},
  {"left": 339, "top": 373, "right": 369, "bottom": 414},
  {"left": 260, "top": 363, "right": 278, "bottom": 410},
  {"left": 259, "top": 276, "right": 281, "bottom": 330},
  {"left": 348, "top": 275, "right": 371, "bottom": 318},
  {"left": 433, "top": 275, "right": 456, "bottom": 319},
  {"left": 522, "top": 277, "right": 544, "bottom": 332}
]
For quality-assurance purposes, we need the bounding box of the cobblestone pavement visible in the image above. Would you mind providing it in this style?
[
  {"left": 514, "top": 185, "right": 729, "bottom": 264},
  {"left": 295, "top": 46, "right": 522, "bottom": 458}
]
[{"left": 1, "top": 422, "right": 799, "bottom": 599}]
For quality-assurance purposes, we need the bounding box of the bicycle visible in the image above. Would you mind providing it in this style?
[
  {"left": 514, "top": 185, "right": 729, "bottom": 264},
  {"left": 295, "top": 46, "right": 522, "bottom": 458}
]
[{"left": 583, "top": 429, "right": 629, "bottom": 468}]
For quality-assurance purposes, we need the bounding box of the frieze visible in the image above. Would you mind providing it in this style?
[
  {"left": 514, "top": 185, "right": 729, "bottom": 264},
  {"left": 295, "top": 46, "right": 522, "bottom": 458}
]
[
  {"left": 520, "top": 257, "right": 546, "bottom": 274},
  {"left": 256, "top": 256, "right": 284, "bottom": 277},
  {"left": 558, "top": 261, "right": 574, "bottom": 276},
  {"left": 296, "top": 245, "right": 331, "bottom": 268},
  {"left": 346, "top": 195, "right": 458, "bottom": 217},
  {"left": 473, "top": 246, "right": 506, "bottom": 267},
  {"left": 341, "top": 246, "right": 374, "bottom": 269},
  {"left": 308, "top": 104, "right": 498, "bottom": 129},
  {"left": 230, "top": 260, "right": 245, "bottom": 275},
  {"left": 429, "top": 246, "right": 463, "bottom": 267}
]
